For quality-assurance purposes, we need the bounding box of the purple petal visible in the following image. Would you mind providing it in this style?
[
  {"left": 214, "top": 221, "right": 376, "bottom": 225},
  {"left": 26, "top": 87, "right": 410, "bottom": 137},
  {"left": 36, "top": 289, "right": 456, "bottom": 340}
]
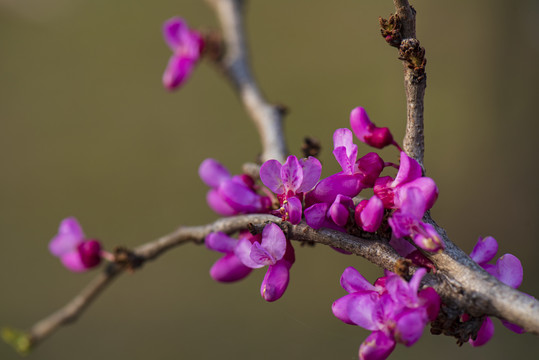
[
  {"left": 393, "top": 152, "right": 422, "bottom": 187},
  {"left": 495, "top": 254, "right": 523, "bottom": 288},
  {"left": 358, "top": 331, "right": 396, "bottom": 360},
  {"left": 388, "top": 235, "right": 416, "bottom": 257},
  {"left": 373, "top": 176, "right": 395, "bottom": 209},
  {"left": 206, "top": 189, "right": 237, "bottom": 216},
  {"left": 209, "top": 253, "right": 252, "bottom": 283},
  {"left": 205, "top": 232, "right": 237, "bottom": 253},
  {"left": 281, "top": 156, "right": 303, "bottom": 194},
  {"left": 198, "top": 158, "right": 231, "bottom": 188},
  {"left": 409, "top": 268, "right": 427, "bottom": 294},
  {"left": 219, "top": 180, "right": 261, "bottom": 213},
  {"left": 411, "top": 222, "right": 444, "bottom": 252},
  {"left": 261, "top": 260, "right": 290, "bottom": 302},
  {"left": 501, "top": 319, "right": 525, "bottom": 334},
  {"left": 398, "top": 186, "right": 427, "bottom": 219},
  {"left": 297, "top": 157, "right": 322, "bottom": 193},
  {"left": 77, "top": 240, "right": 102, "bottom": 268},
  {"left": 356, "top": 152, "right": 385, "bottom": 187},
  {"left": 350, "top": 107, "right": 372, "bottom": 142},
  {"left": 469, "top": 236, "right": 498, "bottom": 265},
  {"left": 49, "top": 217, "right": 85, "bottom": 257},
  {"left": 388, "top": 212, "right": 412, "bottom": 239},
  {"left": 348, "top": 291, "right": 381, "bottom": 331},
  {"left": 329, "top": 201, "right": 349, "bottom": 227},
  {"left": 259, "top": 159, "right": 284, "bottom": 194},
  {"left": 357, "top": 196, "right": 384, "bottom": 232},
  {"left": 60, "top": 251, "right": 87, "bottom": 272},
  {"left": 340, "top": 266, "right": 376, "bottom": 293},
  {"left": 332, "top": 294, "right": 358, "bottom": 325},
  {"left": 250, "top": 242, "right": 277, "bottom": 266},
  {"left": 418, "top": 287, "right": 441, "bottom": 321},
  {"left": 235, "top": 238, "right": 263, "bottom": 269},
  {"left": 285, "top": 196, "right": 303, "bottom": 225},
  {"left": 469, "top": 317, "right": 494, "bottom": 347},
  {"left": 304, "top": 203, "right": 330, "bottom": 229},
  {"left": 306, "top": 173, "right": 363, "bottom": 206},
  {"left": 333, "top": 128, "right": 357, "bottom": 174},
  {"left": 395, "top": 177, "right": 438, "bottom": 211},
  {"left": 260, "top": 223, "right": 286, "bottom": 262},
  {"left": 162, "top": 17, "right": 188, "bottom": 51},
  {"left": 394, "top": 308, "right": 428, "bottom": 346},
  {"left": 162, "top": 55, "right": 196, "bottom": 90}
]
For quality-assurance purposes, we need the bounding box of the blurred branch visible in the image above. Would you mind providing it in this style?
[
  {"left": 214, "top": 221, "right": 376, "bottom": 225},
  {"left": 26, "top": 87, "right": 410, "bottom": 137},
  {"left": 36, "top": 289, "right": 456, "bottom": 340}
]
[{"left": 205, "top": 0, "right": 288, "bottom": 163}]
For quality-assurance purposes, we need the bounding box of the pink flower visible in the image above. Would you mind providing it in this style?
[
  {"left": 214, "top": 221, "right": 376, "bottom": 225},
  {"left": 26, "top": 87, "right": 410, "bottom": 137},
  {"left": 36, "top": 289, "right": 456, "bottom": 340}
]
[
  {"left": 49, "top": 217, "right": 102, "bottom": 272},
  {"left": 235, "top": 223, "right": 295, "bottom": 301},
  {"left": 162, "top": 17, "right": 204, "bottom": 90},
  {"left": 260, "top": 155, "right": 322, "bottom": 224},
  {"left": 349, "top": 107, "right": 399, "bottom": 150}
]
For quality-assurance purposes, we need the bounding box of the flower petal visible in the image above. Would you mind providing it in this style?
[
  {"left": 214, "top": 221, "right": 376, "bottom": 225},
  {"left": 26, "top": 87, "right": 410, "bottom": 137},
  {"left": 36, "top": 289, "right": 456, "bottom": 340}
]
[
  {"left": 304, "top": 203, "right": 330, "bottom": 229},
  {"left": 234, "top": 238, "right": 263, "bottom": 269},
  {"left": 219, "top": 180, "right": 261, "bottom": 213},
  {"left": 350, "top": 107, "right": 372, "bottom": 142},
  {"left": 393, "top": 152, "right": 422, "bottom": 187},
  {"left": 469, "top": 236, "right": 498, "bottom": 266},
  {"left": 49, "top": 217, "right": 85, "bottom": 257},
  {"left": 77, "top": 240, "right": 102, "bottom": 268},
  {"left": 297, "top": 157, "right": 322, "bottom": 193},
  {"left": 285, "top": 196, "right": 303, "bottom": 225},
  {"left": 206, "top": 189, "right": 237, "bottom": 216},
  {"left": 306, "top": 173, "right": 363, "bottom": 205},
  {"left": 495, "top": 254, "right": 523, "bottom": 289},
  {"left": 260, "top": 223, "right": 286, "bottom": 261},
  {"left": 261, "top": 260, "right": 290, "bottom": 302},
  {"left": 340, "top": 266, "right": 376, "bottom": 293},
  {"left": 162, "top": 17, "right": 188, "bottom": 51},
  {"left": 501, "top": 319, "right": 525, "bottom": 334},
  {"left": 394, "top": 307, "right": 428, "bottom": 346},
  {"left": 357, "top": 196, "right": 384, "bottom": 232},
  {"left": 348, "top": 291, "right": 381, "bottom": 331},
  {"left": 359, "top": 331, "right": 396, "bottom": 360},
  {"left": 418, "top": 287, "right": 441, "bottom": 321},
  {"left": 60, "top": 251, "right": 87, "bottom": 272},
  {"left": 469, "top": 317, "right": 494, "bottom": 347},
  {"left": 259, "top": 159, "right": 284, "bottom": 194},
  {"left": 281, "top": 156, "right": 303, "bottom": 194},
  {"left": 329, "top": 201, "right": 349, "bottom": 227},
  {"left": 205, "top": 232, "right": 237, "bottom": 253},
  {"left": 162, "top": 55, "right": 196, "bottom": 90},
  {"left": 395, "top": 177, "right": 438, "bottom": 211},
  {"left": 250, "top": 242, "right": 276, "bottom": 266},
  {"left": 209, "top": 253, "right": 252, "bottom": 283},
  {"left": 198, "top": 158, "right": 231, "bottom": 188}
]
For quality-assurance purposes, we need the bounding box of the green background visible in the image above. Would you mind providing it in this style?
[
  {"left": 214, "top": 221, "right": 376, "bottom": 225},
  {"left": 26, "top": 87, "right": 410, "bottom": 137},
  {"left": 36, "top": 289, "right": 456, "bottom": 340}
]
[{"left": 1, "top": 0, "right": 538, "bottom": 359}]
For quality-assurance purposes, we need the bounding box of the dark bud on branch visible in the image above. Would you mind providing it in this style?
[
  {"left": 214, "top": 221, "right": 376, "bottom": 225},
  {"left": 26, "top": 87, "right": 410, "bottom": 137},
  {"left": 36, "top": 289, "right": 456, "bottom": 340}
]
[
  {"left": 301, "top": 136, "right": 321, "bottom": 158},
  {"left": 398, "top": 38, "right": 426, "bottom": 83},
  {"left": 379, "top": 14, "right": 402, "bottom": 48}
]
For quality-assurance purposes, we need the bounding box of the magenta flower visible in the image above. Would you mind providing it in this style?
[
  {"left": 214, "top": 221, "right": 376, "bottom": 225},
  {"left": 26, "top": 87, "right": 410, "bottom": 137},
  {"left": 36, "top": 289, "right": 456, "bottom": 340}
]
[
  {"left": 349, "top": 107, "right": 399, "bottom": 150},
  {"left": 235, "top": 223, "right": 295, "bottom": 301},
  {"left": 304, "top": 194, "right": 354, "bottom": 230},
  {"left": 49, "top": 217, "right": 102, "bottom": 272},
  {"left": 355, "top": 195, "right": 384, "bottom": 233},
  {"left": 205, "top": 231, "right": 258, "bottom": 283},
  {"left": 466, "top": 236, "right": 525, "bottom": 346},
  {"left": 260, "top": 155, "right": 322, "bottom": 224},
  {"left": 306, "top": 141, "right": 384, "bottom": 207},
  {"left": 162, "top": 17, "right": 204, "bottom": 90},
  {"left": 388, "top": 187, "right": 444, "bottom": 252},
  {"left": 333, "top": 267, "right": 440, "bottom": 360},
  {"left": 199, "top": 158, "right": 271, "bottom": 216}
]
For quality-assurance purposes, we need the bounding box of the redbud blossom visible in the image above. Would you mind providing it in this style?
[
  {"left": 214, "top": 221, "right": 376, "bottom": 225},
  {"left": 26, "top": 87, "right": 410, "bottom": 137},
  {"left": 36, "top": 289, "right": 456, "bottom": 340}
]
[
  {"left": 49, "top": 217, "right": 102, "bottom": 272},
  {"left": 162, "top": 17, "right": 204, "bottom": 90},
  {"left": 350, "top": 107, "right": 398, "bottom": 149}
]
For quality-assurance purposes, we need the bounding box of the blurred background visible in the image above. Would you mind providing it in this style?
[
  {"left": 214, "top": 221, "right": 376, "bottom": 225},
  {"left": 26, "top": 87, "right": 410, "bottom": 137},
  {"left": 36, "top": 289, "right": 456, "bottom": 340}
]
[{"left": 1, "top": 0, "right": 538, "bottom": 359}]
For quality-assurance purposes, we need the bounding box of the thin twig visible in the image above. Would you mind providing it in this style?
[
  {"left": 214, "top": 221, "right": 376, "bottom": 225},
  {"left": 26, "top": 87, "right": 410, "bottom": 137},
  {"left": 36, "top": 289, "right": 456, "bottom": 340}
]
[{"left": 206, "top": 0, "right": 288, "bottom": 163}]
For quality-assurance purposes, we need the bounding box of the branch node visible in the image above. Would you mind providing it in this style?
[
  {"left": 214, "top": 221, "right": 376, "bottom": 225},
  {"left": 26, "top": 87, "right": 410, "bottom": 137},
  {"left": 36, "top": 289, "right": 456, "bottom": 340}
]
[
  {"left": 398, "top": 38, "right": 426, "bottom": 83},
  {"left": 379, "top": 14, "right": 402, "bottom": 48}
]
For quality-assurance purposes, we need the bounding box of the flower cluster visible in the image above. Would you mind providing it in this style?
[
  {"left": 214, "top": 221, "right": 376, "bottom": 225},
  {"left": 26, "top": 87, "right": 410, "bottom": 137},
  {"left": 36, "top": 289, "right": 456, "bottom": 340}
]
[
  {"left": 332, "top": 267, "right": 440, "bottom": 360},
  {"left": 206, "top": 223, "right": 294, "bottom": 302},
  {"left": 466, "top": 236, "right": 525, "bottom": 346},
  {"left": 49, "top": 217, "right": 104, "bottom": 272}
]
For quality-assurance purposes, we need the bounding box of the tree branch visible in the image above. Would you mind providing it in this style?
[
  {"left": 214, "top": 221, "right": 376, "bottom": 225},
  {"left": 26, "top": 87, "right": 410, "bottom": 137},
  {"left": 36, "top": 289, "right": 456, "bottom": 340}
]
[
  {"left": 205, "top": 0, "right": 288, "bottom": 163},
  {"left": 384, "top": 0, "right": 426, "bottom": 167}
]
